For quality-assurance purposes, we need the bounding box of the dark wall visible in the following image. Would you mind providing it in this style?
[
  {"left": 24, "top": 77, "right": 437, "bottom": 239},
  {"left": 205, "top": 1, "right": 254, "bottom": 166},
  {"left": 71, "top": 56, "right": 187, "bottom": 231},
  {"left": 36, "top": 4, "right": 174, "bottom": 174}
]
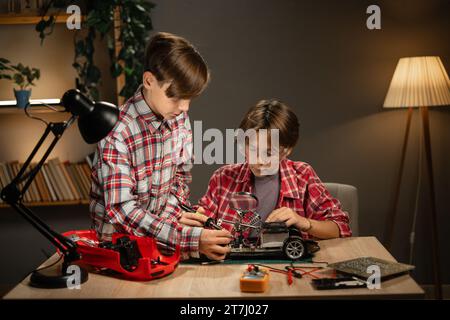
[{"left": 0, "top": 0, "right": 449, "bottom": 295}]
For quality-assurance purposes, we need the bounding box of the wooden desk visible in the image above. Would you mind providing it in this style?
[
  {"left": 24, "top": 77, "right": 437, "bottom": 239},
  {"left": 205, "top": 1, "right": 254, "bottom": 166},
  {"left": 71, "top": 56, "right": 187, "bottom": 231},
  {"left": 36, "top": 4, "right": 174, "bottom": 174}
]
[{"left": 3, "top": 237, "right": 424, "bottom": 299}]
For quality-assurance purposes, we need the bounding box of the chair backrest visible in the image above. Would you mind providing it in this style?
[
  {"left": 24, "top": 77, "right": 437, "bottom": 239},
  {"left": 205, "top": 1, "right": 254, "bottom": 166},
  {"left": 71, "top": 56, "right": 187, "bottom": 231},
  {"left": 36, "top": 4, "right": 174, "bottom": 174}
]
[{"left": 323, "top": 183, "right": 359, "bottom": 236}]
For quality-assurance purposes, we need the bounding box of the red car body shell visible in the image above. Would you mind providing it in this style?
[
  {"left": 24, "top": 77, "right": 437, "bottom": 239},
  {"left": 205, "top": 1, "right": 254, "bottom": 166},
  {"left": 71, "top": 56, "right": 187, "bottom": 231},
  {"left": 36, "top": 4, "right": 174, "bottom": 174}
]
[{"left": 62, "top": 229, "right": 180, "bottom": 281}]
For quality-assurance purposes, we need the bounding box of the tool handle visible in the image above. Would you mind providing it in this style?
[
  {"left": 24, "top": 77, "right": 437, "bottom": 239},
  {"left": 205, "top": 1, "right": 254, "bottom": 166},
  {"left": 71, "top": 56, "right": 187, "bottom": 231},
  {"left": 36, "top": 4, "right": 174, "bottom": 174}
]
[{"left": 287, "top": 270, "right": 293, "bottom": 285}]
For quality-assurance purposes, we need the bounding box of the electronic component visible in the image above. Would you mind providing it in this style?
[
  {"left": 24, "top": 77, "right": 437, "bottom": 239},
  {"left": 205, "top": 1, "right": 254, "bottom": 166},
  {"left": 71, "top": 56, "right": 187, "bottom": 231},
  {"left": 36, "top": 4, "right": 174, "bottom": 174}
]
[
  {"left": 100, "top": 236, "right": 142, "bottom": 272},
  {"left": 311, "top": 277, "right": 367, "bottom": 290},
  {"left": 240, "top": 265, "right": 270, "bottom": 293}
]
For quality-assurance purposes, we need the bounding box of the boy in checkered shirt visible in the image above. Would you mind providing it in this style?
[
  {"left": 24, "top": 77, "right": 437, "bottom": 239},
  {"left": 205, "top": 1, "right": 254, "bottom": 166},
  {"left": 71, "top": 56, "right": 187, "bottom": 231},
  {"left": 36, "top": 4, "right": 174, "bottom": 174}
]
[
  {"left": 90, "top": 32, "right": 232, "bottom": 260},
  {"left": 182, "top": 100, "right": 352, "bottom": 240}
]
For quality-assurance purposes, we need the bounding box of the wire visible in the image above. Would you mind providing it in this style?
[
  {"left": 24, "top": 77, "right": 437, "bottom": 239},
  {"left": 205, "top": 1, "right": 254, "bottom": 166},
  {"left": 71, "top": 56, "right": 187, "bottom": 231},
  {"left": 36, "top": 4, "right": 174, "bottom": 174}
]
[
  {"left": 23, "top": 100, "right": 66, "bottom": 125},
  {"left": 253, "top": 263, "right": 286, "bottom": 273},
  {"left": 33, "top": 252, "right": 64, "bottom": 273},
  {"left": 24, "top": 102, "right": 48, "bottom": 126}
]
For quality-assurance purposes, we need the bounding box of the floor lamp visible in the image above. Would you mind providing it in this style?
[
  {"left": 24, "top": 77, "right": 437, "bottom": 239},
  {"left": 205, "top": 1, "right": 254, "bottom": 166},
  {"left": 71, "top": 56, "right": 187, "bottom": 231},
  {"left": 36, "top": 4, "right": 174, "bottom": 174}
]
[{"left": 383, "top": 56, "right": 450, "bottom": 299}]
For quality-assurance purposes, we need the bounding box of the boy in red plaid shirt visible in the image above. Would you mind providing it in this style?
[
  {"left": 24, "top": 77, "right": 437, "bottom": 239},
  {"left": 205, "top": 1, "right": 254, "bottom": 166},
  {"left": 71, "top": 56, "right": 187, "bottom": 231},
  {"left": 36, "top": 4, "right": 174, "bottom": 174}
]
[
  {"left": 182, "top": 100, "right": 352, "bottom": 240},
  {"left": 90, "top": 32, "right": 232, "bottom": 260}
]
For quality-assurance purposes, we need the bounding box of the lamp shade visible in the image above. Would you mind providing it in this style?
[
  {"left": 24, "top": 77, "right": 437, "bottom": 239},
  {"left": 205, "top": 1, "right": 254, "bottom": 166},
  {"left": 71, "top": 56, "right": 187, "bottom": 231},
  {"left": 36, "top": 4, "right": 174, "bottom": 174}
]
[
  {"left": 61, "top": 89, "right": 119, "bottom": 144},
  {"left": 78, "top": 101, "right": 119, "bottom": 144},
  {"left": 383, "top": 56, "right": 450, "bottom": 108}
]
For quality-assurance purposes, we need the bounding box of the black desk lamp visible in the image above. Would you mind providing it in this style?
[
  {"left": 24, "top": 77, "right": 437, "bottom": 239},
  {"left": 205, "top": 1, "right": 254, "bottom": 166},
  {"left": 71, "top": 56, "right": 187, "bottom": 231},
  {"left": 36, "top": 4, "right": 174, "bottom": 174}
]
[{"left": 0, "top": 89, "right": 119, "bottom": 288}]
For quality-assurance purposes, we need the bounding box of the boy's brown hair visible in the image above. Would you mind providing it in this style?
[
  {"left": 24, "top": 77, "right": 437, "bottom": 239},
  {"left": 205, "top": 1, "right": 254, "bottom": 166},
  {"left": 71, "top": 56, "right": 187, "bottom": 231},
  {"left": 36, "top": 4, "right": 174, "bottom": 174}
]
[
  {"left": 239, "top": 99, "right": 300, "bottom": 149},
  {"left": 144, "top": 32, "right": 210, "bottom": 99}
]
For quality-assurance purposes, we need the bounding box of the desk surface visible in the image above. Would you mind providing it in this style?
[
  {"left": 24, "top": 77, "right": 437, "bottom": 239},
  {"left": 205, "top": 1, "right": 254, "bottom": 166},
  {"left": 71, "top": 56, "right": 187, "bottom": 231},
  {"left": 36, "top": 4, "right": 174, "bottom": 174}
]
[{"left": 4, "top": 236, "right": 424, "bottom": 299}]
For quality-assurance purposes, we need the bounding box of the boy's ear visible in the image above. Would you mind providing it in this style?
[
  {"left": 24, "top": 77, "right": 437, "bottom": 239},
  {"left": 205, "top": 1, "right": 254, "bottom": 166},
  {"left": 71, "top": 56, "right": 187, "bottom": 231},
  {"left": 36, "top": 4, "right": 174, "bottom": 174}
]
[{"left": 142, "top": 71, "right": 156, "bottom": 90}]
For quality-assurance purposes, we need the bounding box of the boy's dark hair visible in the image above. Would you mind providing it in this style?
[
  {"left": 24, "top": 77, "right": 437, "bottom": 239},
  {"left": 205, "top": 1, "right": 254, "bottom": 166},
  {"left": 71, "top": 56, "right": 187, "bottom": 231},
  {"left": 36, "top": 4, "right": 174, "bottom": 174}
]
[
  {"left": 239, "top": 99, "right": 300, "bottom": 149},
  {"left": 144, "top": 32, "right": 210, "bottom": 99}
]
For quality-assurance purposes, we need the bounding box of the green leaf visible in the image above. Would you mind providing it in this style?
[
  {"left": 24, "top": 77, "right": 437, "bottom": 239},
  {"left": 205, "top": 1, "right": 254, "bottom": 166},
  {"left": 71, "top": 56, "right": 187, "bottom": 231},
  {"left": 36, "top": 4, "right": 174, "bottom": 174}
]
[
  {"left": 111, "top": 62, "right": 123, "bottom": 77},
  {"left": 13, "top": 74, "right": 24, "bottom": 86},
  {"left": 34, "top": 69, "right": 41, "bottom": 79},
  {"left": 35, "top": 20, "right": 47, "bottom": 32},
  {"left": 85, "top": 39, "right": 94, "bottom": 56},
  {"left": 135, "top": 4, "right": 146, "bottom": 12},
  {"left": 124, "top": 66, "right": 133, "bottom": 76},
  {"left": 118, "top": 47, "right": 127, "bottom": 60},
  {"left": 75, "top": 40, "right": 85, "bottom": 56},
  {"left": 87, "top": 65, "right": 101, "bottom": 83}
]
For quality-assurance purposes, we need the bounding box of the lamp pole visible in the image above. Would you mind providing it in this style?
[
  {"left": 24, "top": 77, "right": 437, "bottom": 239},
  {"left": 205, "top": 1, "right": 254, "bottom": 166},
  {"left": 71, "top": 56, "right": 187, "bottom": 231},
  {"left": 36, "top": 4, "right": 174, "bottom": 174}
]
[
  {"left": 420, "top": 106, "right": 442, "bottom": 300},
  {"left": 385, "top": 107, "right": 413, "bottom": 250}
]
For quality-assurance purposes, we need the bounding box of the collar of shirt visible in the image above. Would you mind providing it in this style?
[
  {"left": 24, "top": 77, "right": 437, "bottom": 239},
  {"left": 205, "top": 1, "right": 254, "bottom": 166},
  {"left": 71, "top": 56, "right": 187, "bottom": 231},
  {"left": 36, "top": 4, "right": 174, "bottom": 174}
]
[
  {"left": 131, "top": 85, "right": 173, "bottom": 134},
  {"left": 235, "top": 159, "right": 301, "bottom": 199}
]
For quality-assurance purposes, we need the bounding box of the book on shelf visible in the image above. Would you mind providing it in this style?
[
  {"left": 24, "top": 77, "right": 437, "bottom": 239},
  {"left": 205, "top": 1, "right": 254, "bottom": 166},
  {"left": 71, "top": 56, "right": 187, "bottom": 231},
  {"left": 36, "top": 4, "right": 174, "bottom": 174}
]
[
  {"left": 60, "top": 162, "right": 80, "bottom": 200},
  {"left": 41, "top": 164, "right": 57, "bottom": 202},
  {"left": 28, "top": 163, "right": 41, "bottom": 202},
  {"left": 0, "top": 163, "right": 8, "bottom": 203},
  {"left": 11, "top": 162, "right": 30, "bottom": 203},
  {"left": 45, "top": 160, "right": 64, "bottom": 201},
  {"left": 49, "top": 158, "right": 73, "bottom": 201},
  {"left": 0, "top": 162, "right": 13, "bottom": 204},
  {"left": 32, "top": 163, "right": 50, "bottom": 202},
  {"left": 85, "top": 152, "right": 96, "bottom": 169},
  {"left": 74, "top": 163, "right": 90, "bottom": 197},
  {"left": 66, "top": 163, "right": 87, "bottom": 200},
  {"left": 64, "top": 162, "right": 82, "bottom": 200}
]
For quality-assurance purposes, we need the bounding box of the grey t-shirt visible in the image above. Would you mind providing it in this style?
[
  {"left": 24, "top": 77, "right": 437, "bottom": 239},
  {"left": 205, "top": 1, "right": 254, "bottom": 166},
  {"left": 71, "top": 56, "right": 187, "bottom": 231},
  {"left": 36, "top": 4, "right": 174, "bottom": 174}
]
[{"left": 253, "top": 172, "right": 280, "bottom": 222}]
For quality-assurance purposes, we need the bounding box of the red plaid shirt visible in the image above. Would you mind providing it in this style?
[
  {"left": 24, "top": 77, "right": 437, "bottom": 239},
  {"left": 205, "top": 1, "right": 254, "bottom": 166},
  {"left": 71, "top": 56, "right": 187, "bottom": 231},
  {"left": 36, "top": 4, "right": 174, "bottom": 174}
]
[
  {"left": 89, "top": 86, "right": 201, "bottom": 259},
  {"left": 198, "top": 159, "right": 352, "bottom": 239}
]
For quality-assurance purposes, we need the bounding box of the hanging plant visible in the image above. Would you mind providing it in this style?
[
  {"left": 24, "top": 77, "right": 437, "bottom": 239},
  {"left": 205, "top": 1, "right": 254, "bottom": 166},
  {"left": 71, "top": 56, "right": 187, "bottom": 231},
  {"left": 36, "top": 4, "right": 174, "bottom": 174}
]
[{"left": 36, "top": 0, "right": 155, "bottom": 101}]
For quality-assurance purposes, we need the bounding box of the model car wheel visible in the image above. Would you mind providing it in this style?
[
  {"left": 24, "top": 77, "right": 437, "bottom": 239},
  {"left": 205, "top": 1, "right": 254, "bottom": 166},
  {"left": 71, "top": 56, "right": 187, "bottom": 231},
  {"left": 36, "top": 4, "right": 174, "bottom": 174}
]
[{"left": 283, "top": 236, "right": 305, "bottom": 260}]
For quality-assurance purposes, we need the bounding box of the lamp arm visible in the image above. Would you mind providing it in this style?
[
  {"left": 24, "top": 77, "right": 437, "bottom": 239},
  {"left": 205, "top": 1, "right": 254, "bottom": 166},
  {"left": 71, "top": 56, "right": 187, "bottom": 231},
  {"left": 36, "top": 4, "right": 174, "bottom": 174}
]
[
  {"left": 1, "top": 116, "right": 79, "bottom": 260},
  {"left": 12, "top": 202, "right": 75, "bottom": 254}
]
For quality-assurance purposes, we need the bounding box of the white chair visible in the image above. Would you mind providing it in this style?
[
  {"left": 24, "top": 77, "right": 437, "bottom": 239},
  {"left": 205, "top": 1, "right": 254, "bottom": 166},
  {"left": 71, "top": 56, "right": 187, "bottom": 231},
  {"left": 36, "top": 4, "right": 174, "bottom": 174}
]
[{"left": 323, "top": 183, "right": 359, "bottom": 236}]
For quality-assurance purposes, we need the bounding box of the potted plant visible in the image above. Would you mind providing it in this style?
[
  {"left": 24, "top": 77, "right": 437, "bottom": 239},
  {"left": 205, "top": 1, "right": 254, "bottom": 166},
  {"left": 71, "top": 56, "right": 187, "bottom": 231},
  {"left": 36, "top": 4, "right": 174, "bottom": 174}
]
[{"left": 0, "top": 58, "right": 40, "bottom": 108}]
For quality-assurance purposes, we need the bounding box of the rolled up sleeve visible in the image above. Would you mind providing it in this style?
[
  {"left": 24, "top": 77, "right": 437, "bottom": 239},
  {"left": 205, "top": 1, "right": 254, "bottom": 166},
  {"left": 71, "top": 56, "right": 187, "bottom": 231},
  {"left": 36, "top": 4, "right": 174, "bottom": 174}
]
[{"left": 304, "top": 167, "right": 352, "bottom": 238}]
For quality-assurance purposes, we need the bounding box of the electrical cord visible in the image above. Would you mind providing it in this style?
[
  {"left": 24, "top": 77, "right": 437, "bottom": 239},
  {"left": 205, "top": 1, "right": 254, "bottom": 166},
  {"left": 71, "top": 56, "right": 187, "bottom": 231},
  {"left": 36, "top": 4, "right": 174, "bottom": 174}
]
[
  {"left": 33, "top": 252, "right": 64, "bottom": 273},
  {"left": 23, "top": 100, "right": 65, "bottom": 126}
]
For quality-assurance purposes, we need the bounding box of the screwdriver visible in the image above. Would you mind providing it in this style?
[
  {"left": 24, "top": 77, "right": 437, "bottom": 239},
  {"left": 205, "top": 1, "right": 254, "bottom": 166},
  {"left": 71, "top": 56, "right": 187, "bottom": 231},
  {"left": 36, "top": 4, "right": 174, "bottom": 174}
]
[{"left": 179, "top": 203, "right": 223, "bottom": 230}]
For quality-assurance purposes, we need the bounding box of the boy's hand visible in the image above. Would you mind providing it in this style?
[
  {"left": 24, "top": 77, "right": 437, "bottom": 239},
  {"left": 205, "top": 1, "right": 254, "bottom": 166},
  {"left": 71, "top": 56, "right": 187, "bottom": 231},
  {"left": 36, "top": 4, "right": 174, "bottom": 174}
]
[
  {"left": 266, "top": 207, "right": 310, "bottom": 231},
  {"left": 199, "top": 229, "right": 232, "bottom": 260},
  {"left": 179, "top": 206, "right": 208, "bottom": 227}
]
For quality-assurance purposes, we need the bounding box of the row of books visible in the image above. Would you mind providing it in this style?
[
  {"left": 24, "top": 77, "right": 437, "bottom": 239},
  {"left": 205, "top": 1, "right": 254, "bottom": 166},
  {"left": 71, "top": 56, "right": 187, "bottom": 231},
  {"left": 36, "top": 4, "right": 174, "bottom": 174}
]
[{"left": 0, "top": 158, "right": 92, "bottom": 204}]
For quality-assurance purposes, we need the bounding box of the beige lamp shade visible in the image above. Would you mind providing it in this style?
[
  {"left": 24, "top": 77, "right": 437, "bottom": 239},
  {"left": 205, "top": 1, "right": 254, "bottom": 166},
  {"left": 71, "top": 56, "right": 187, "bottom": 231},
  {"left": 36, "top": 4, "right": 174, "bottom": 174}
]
[{"left": 383, "top": 56, "right": 450, "bottom": 108}]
